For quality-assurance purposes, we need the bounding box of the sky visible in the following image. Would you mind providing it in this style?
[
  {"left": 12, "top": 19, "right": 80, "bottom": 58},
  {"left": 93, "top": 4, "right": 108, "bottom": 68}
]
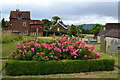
[{"left": 0, "top": 0, "right": 119, "bottom": 25}]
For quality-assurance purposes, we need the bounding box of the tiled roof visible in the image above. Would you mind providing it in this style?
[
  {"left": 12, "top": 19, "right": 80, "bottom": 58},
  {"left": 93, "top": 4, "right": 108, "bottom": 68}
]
[
  {"left": 10, "top": 10, "right": 30, "bottom": 19},
  {"left": 105, "top": 29, "right": 120, "bottom": 38},
  {"left": 30, "top": 20, "right": 44, "bottom": 25},
  {"left": 105, "top": 23, "right": 120, "bottom": 30},
  {"left": 98, "top": 29, "right": 120, "bottom": 38}
]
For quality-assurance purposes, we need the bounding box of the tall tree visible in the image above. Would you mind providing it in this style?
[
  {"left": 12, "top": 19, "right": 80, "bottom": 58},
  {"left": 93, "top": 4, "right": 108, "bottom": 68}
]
[
  {"left": 42, "top": 19, "right": 53, "bottom": 36},
  {"left": 67, "top": 24, "right": 78, "bottom": 36},
  {"left": 1, "top": 18, "right": 6, "bottom": 29},
  {"left": 92, "top": 23, "right": 104, "bottom": 38},
  {"left": 52, "top": 16, "right": 60, "bottom": 25}
]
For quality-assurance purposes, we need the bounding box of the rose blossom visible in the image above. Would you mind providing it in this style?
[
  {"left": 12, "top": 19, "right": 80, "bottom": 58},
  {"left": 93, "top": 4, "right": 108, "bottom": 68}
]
[
  {"left": 50, "top": 55, "right": 54, "bottom": 57},
  {"left": 18, "top": 50, "right": 22, "bottom": 52},
  {"left": 84, "top": 55, "right": 87, "bottom": 57},
  {"left": 31, "top": 48, "right": 35, "bottom": 51}
]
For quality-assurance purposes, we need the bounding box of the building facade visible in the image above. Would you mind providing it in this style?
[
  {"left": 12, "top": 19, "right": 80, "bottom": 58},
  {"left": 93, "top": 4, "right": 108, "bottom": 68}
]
[{"left": 6, "top": 9, "right": 44, "bottom": 36}]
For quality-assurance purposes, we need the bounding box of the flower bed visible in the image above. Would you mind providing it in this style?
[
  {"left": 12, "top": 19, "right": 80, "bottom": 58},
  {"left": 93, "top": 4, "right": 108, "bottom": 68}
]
[{"left": 12, "top": 37, "right": 101, "bottom": 61}]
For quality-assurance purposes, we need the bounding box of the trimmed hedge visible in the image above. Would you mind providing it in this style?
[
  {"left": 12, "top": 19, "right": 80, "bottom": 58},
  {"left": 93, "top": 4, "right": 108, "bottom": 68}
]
[{"left": 5, "top": 59, "right": 115, "bottom": 75}]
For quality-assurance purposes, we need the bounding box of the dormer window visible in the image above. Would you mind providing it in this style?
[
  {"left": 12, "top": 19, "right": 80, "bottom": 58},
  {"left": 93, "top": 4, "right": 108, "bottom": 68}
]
[{"left": 18, "top": 14, "right": 22, "bottom": 20}]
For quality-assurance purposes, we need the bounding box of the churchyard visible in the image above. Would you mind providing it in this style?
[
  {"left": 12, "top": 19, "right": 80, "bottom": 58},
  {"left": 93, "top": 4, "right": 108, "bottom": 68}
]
[{"left": 0, "top": 31, "right": 119, "bottom": 79}]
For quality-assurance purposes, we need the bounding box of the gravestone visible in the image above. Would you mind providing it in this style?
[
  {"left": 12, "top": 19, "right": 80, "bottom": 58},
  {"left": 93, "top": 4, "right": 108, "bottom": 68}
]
[
  {"left": 108, "top": 39, "right": 119, "bottom": 55},
  {"left": 100, "top": 36, "right": 106, "bottom": 52}
]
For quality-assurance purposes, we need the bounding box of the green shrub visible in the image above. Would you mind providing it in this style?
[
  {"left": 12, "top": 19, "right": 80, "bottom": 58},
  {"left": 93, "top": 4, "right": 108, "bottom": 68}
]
[{"left": 5, "top": 59, "right": 114, "bottom": 75}]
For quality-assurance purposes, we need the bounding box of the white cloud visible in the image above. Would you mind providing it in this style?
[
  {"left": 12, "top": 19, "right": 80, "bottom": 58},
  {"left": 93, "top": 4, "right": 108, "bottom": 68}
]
[{"left": 63, "top": 15, "right": 118, "bottom": 25}]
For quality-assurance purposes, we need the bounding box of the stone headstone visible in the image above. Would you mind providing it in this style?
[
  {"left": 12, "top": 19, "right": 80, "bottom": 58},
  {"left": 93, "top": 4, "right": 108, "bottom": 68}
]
[
  {"left": 108, "top": 39, "right": 119, "bottom": 55},
  {"left": 100, "top": 36, "right": 106, "bottom": 52}
]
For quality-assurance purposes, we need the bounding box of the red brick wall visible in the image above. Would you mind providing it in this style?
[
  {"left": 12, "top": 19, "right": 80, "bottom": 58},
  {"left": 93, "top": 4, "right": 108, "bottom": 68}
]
[
  {"left": 30, "top": 25, "right": 44, "bottom": 36},
  {"left": 10, "top": 18, "right": 30, "bottom": 32}
]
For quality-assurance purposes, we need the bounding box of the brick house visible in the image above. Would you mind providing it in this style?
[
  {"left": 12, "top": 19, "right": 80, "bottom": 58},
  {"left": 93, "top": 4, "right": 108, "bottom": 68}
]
[{"left": 6, "top": 9, "right": 44, "bottom": 36}]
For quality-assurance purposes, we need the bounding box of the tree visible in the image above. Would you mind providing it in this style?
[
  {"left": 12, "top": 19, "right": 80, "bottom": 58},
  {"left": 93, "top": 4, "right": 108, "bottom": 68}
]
[
  {"left": 52, "top": 16, "right": 60, "bottom": 25},
  {"left": 67, "top": 24, "right": 78, "bottom": 36},
  {"left": 42, "top": 19, "right": 53, "bottom": 36},
  {"left": 92, "top": 23, "right": 104, "bottom": 38},
  {"left": 1, "top": 18, "right": 6, "bottom": 29}
]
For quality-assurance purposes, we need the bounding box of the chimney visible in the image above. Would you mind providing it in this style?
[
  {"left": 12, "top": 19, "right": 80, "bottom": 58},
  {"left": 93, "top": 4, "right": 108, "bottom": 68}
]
[{"left": 16, "top": 9, "right": 20, "bottom": 11}]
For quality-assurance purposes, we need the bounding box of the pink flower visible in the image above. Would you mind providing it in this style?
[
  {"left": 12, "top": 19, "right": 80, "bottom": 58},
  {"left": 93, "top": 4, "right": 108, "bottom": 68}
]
[
  {"left": 58, "top": 43, "right": 62, "bottom": 47},
  {"left": 16, "top": 47, "right": 21, "bottom": 49},
  {"left": 35, "top": 43, "right": 40, "bottom": 48},
  {"left": 89, "top": 46, "right": 95, "bottom": 50},
  {"left": 68, "top": 45, "right": 73, "bottom": 49},
  {"left": 54, "top": 48, "right": 62, "bottom": 53},
  {"left": 50, "top": 43, "right": 56, "bottom": 48},
  {"left": 65, "top": 48, "right": 69, "bottom": 52},
  {"left": 75, "top": 41, "right": 82, "bottom": 45},
  {"left": 71, "top": 37, "right": 75, "bottom": 39},
  {"left": 94, "top": 52, "right": 98, "bottom": 55},
  {"left": 26, "top": 43, "right": 30, "bottom": 45},
  {"left": 45, "top": 56, "right": 48, "bottom": 58},
  {"left": 71, "top": 52, "right": 77, "bottom": 56},
  {"left": 31, "top": 48, "right": 35, "bottom": 51},
  {"left": 61, "top": 37, "right": 67, "bottom": 41},
  {"left": 36, "top": 53, "right": 39, "bottom": 54},
  {"left": 78, "top": 46, "right": 82, "bottom": 48},
  {"left": 22, "top": 52, "right": 25, "bottom": 55},
  {"left": 14, "top": 56, "right": 18, "bottom": 59},
  {"left": 50, "top": 55, "right": 54, "bottom": 57},
  {"left": 48, "top": 47, "right": 52, "bottom": 50},
  {"left": 88, "top": 49, "right": 92, "bottom": 53},
  {"left": 18, "top": 50, "right": 22, "bottom": 52},
  {"left": 29, "top": 41, "right": 35, "bottom": 44},
  {"left": 24, "top": 49, "right": 27, "bottom": 53},
  {"left": 84, "top": 55, "right": 87, "bottom": 57},
  {"left": 94, "top": 52, "right": 101, "bottom": 58},
  {"left": 17, "top": 43, "right": 21, "bottom": 46},
  {"left": 83, "top": 45, "right": 89, "bottom": 49},
  {"left": 74, "top": 56, "right": 77, "bottom": 58}
]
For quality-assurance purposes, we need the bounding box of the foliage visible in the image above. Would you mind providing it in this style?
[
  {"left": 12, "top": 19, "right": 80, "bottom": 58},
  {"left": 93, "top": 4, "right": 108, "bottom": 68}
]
[
  {"left": 42, "top": 19, "right": 53, "bottom": 30},
  {"left": 52, "top": 16, "right": 61, "bottom": 25},
  {"left": 12, "top": 37, "right": 101, "bottom": 61},
  {"left": 67, "top": 24, "right": 78, "bottom": 36},
  {"left": 5, "top": 59, "right": 115, "bottom": 75},
  {"left": 92, "top": 24, "right": 104, "bottom": 38},
  {"left": 1, "top": 18, "right": 6, "bottom": 29},
  {"left": 82, "top": 29, "right": 93, "bottom": 34}
]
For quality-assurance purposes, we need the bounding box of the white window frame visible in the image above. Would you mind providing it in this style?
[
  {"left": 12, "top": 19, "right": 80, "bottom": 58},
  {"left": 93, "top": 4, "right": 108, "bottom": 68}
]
[
  {"left": 57, "top": 28, "right": 60, "bottom": 31},
  {"left": 23, "top": 22, "right": 26, "bottom": 26}
]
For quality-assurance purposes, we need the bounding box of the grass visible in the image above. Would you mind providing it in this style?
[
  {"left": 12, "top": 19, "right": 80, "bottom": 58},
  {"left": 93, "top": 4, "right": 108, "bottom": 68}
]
[
  {"left": 1, "top": 41, "right": 19, "bottom": 59},
  {"left": 3, "top": 69, "right": 119, "bottom": 78}
]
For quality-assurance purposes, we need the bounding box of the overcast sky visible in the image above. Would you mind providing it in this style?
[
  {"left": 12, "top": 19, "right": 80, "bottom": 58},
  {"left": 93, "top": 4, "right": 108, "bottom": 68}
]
[{"left": 0, "top": 0, "right": 119, "bottom": 25}]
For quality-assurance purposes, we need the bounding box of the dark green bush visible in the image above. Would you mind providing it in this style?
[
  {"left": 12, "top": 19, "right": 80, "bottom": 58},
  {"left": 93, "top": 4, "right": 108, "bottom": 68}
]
[{"left": 5, "top": 59, "right": 114, "bottom": 75}]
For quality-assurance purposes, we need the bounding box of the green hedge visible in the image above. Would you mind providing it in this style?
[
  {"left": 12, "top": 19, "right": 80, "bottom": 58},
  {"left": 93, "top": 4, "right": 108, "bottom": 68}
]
[{"left": 5, "top": 59, "right": 115, "bottom": 75}]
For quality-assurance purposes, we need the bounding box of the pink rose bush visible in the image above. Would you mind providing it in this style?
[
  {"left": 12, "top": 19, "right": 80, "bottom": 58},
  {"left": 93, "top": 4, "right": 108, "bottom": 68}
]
[{"left": 12, "top": 37, "right": 101, "bottom": 61}]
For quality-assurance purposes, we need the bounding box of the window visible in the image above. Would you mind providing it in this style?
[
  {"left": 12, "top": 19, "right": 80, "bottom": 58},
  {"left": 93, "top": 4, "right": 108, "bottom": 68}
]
[
  {"left": 57, "top": 28, "right": 60, "bottom": 31},
  {"left": 18, "top": 14, "right": 22, "bottom": 20},
  {"left": 23, "top": 22, "right": 26, "bottom": 26},
  {"left": 25, "top": 30, "right": 28, "bottom": 35}
]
